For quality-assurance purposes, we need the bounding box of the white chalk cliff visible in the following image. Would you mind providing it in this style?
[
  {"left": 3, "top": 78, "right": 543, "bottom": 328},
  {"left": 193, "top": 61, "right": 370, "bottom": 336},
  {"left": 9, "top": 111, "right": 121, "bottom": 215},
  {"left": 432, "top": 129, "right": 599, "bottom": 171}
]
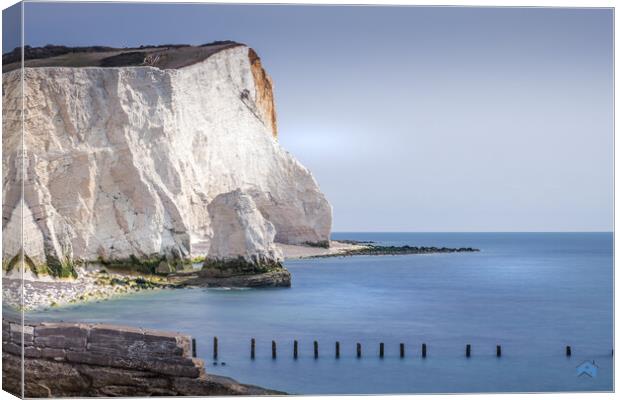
[
  {"left": 207, "top": 189, "right": 283, "bottom": 264},
  {"left": 2, "top": 43, "right": 332, "bottom": 276}
]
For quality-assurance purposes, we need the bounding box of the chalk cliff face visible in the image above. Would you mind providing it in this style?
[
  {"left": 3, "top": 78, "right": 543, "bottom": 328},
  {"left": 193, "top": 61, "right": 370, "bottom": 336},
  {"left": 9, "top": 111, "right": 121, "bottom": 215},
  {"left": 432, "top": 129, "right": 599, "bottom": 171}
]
[
  {"left": 207, "top": 189, "right": 283, "bottom": 264},
  {"left": 2, "top": 44, "right": 332, "bottom": 277}
]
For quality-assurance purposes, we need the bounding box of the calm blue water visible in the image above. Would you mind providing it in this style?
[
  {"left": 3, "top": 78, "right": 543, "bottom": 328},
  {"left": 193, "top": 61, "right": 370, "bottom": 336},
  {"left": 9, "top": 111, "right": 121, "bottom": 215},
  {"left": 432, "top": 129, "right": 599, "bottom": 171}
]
[{"left": 24, "top": 233, "right": 613, "bottom": 394}]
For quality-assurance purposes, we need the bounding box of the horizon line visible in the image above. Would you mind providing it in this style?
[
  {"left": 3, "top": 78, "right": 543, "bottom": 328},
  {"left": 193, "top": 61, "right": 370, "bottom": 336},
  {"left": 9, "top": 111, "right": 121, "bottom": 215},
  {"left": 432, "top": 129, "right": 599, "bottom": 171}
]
[{"left": 330, "top": 231, "right": 614, "bottom": 234}]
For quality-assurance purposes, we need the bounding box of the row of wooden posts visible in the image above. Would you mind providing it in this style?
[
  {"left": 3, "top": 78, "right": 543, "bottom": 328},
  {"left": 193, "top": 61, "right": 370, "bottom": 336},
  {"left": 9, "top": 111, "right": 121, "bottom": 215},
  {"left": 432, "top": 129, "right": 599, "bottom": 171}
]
[{"left": 195, "top": 337, "right": 575, "bottom": 359}]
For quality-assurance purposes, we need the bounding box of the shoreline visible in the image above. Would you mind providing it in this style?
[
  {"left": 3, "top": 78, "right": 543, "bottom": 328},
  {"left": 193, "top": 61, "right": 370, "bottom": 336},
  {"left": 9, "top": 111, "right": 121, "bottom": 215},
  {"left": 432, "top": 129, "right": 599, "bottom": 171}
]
[
  {"left": 1, "top": 242, "right": 351, "bottom": 311},
  {"left": 3, "top": 240, "right": 477, "bottom": 311},
  {"left": 2, "top": 268, "right": 176, "bottom": 312},
  {"left": 277, "top": 240, "right": 368, "bottom": 259},
  {"left": 279, "top": 240, "right": 480, "bottom": 259}
]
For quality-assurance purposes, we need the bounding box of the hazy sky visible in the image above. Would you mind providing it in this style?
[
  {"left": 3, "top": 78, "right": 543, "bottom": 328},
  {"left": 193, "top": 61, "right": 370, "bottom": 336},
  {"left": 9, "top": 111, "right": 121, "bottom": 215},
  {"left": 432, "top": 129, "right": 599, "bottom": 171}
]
[{"left": 3, "top": 4, "right": 613, "bottom": 232}]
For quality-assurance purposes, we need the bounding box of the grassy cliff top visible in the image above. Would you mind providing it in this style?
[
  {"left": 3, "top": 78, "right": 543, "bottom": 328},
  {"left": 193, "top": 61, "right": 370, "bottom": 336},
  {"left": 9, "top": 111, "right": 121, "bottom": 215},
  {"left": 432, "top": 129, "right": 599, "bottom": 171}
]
[{"left": 2, "top": 41, "right": 243, "bottom": 72}]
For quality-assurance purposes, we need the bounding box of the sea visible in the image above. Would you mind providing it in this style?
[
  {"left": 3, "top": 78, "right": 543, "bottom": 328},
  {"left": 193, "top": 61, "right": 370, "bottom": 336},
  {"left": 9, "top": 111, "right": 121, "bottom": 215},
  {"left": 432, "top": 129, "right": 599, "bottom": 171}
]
[{"left": 22, "top": 232, "right": 613, "bottom": 394}]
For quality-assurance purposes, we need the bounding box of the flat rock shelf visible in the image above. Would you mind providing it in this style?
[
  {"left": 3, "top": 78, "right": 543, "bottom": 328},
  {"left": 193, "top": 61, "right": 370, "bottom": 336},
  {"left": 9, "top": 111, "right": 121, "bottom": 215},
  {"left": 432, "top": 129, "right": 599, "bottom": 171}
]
[{"left": 1, "top": 317, "right": 283, "bottom": 397}]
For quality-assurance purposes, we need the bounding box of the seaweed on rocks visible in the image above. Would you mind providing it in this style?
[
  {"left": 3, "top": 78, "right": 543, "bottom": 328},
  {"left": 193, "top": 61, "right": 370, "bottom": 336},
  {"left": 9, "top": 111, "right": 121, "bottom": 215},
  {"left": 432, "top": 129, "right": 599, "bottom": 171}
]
[{"left": 310, "top": 244, "right": 480, "bottom": 258}]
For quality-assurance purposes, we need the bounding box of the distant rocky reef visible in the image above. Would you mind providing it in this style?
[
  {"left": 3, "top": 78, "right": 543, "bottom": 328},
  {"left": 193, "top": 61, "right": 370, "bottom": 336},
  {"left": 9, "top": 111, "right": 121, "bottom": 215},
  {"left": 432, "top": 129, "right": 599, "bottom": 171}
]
[{"left": 309, "top": 244, "right": 480, "bottom": 258}]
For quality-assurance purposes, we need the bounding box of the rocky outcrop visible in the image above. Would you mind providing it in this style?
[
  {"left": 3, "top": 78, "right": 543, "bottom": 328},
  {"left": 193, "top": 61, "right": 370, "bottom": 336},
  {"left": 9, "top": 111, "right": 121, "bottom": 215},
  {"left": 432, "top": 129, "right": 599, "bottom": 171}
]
[
  {"left": 186, "top": 189, "right": 291, "bottom": 287},
  {"left": 183, "top": 267, "right": 291, "bottom": 288},
  {"left": 2, "top": 42, "right": 332, "bottom": 278},
  {"left": 206, "top": 189, "right": 283, "bottom": 265},
  {"left": 2, "top": 317, "right": 282, "bottom": 397}
]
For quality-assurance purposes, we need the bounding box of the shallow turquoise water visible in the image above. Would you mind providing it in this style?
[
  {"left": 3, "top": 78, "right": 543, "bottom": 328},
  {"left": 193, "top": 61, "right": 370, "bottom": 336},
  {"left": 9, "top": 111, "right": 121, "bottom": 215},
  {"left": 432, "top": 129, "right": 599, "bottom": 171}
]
[{"left": 24, "top": 233, "right": 613, "bottom": 394}]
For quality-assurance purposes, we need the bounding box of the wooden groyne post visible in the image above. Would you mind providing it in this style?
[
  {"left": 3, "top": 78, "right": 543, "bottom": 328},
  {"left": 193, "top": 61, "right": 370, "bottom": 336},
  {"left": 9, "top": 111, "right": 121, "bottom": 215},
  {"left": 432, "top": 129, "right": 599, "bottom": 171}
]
[
  {"left": 191, "top": 338, "right": 197, "bottom": 358},
  {"left": 213, "top": 336, "right": 218, "bottom": 360},
  {"left": 236, "top": 339, "right": 549, "bottom": 360},
  {"left": 566, "top": 346, "right": 572, "bottom": 357}
]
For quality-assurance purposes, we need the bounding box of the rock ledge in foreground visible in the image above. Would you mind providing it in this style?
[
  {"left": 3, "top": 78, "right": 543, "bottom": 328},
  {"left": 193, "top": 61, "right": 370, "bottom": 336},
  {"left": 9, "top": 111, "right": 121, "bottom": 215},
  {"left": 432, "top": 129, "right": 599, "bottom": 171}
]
[{"left": 1, "top": 317, "right": 284, "bottom": 397}]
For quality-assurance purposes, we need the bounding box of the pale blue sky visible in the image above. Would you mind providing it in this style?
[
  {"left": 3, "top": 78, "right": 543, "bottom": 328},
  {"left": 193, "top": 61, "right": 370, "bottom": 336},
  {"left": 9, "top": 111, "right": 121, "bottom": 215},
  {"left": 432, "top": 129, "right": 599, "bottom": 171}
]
[{"left": 3, "top": 4, "right": 614, "bottom": 232}]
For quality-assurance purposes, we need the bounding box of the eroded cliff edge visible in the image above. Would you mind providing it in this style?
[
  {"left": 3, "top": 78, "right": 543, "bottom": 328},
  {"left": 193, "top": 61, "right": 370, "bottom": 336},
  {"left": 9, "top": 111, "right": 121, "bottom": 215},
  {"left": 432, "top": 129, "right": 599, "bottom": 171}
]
[{"left": 2, "top": 42, "right": 332, "bottom": 280}]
